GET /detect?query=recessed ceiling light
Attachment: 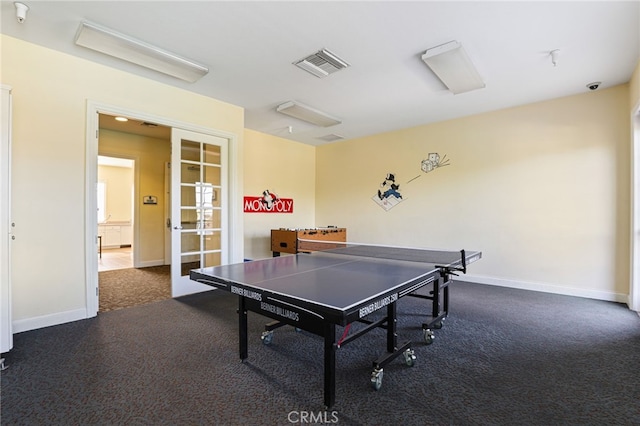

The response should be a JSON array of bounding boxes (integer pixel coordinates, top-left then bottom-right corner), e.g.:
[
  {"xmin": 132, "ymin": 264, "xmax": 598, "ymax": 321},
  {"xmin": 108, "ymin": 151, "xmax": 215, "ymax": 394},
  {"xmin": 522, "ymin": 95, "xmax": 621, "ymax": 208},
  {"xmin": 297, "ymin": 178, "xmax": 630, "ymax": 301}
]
[{"xmin": 115, "ymin": 116, "xmax": 128, "ymax": 122}]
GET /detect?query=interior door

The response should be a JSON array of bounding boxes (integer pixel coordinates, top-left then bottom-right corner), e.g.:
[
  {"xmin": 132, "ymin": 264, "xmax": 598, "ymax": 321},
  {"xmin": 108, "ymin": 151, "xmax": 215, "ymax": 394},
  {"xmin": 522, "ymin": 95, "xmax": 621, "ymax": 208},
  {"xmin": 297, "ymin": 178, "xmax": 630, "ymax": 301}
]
[{"xmin": 171, "ymin": 128, "xmax": 228, "ymax": 297}]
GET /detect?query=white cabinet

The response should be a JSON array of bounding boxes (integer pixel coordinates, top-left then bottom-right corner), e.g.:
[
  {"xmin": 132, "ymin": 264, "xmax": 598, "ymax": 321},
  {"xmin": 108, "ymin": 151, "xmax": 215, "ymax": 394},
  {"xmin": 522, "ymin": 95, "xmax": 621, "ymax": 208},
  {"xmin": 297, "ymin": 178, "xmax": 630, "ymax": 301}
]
[
  {"xmin": 103, "ymin": 226, "xmax": 121, "ymax": 247},
  {"xmin": 98, "ymin": 222, "xmax": 132, "ymax": 248},
  {"xmin": 120, "ymin": 225, "xmax": 132, "ymax": 246}
]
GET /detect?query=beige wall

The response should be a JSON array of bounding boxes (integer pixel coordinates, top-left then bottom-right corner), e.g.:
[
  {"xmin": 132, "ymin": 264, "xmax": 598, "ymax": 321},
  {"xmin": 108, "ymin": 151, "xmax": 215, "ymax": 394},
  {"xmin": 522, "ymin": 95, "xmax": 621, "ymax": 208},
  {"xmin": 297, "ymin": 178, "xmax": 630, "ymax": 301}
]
[
  {"xmin": 630, "ymin": 61, "xmax": 640, "ymax": 111},
  {"xmin": 317, "ymin": 85, "xmax": 631, "ymax": 301},
  {"xmin": 2, "ymin": 31, "xmax": 636, "ymax": 332},
  {"xmin": 243, "ymin": 129, "xmax": 316, "ymax": 260},
  {"xmin": 98, "ymin": 163, "xmax": 133, "ymax": 223},
  {"xmin": 99, "ymin": 130, "xmax": 170, "ymax": 266},
  {"xmin": 2, "ymin": 35, "xmax": 244, "ymax": 331}
]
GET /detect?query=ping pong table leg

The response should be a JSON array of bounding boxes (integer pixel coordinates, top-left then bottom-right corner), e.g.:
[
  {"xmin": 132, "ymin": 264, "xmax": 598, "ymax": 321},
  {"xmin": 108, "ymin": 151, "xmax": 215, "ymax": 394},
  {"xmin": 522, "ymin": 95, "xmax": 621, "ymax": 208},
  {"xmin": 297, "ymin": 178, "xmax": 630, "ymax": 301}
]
[
  {"xmin": 443, "ymin": 276, "xmax": 450, "ymax": 319},
  {"xmin": 370, "ymin": 301, "xmax": 414, "ymax": 391},
  {"xmin": 323, "ymin": 323, "xmax": 336, "ymax": 409},
  {"xmin": 431, "ymin": 276, "xmax": 441, "ymax": 320},
  {"xmin": 239, "ymin": 297, "xmax": 248, "ymax": 361},
  {"xmin": 387, "ymin": 302, "xmax": 397, "ymax": 353}
]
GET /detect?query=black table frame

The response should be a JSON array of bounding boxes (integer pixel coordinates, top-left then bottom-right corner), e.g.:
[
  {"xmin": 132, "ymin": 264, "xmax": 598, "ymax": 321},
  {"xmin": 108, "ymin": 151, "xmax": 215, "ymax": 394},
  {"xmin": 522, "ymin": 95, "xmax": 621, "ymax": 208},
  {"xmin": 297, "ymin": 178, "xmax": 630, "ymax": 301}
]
[
  {"xmin": 191, "ymin": 249, "xmax": 477, "ymax": 408},
  {"xmin": 193, "ymin": 268, "xmax": 443, "ymax": 408}
]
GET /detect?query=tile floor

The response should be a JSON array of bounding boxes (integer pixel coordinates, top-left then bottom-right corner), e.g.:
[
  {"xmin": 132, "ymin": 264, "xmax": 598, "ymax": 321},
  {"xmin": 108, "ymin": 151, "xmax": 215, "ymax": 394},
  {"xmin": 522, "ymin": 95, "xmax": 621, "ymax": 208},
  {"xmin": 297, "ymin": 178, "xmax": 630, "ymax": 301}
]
[{"xmin": 99, "ymin": 247, "xmax": 133, "ymax": 271}]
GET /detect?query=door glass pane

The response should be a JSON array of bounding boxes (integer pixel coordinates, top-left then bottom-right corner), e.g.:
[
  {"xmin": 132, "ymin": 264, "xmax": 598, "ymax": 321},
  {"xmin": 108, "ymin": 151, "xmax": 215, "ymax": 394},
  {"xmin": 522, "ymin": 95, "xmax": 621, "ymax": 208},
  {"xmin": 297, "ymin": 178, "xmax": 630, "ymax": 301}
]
[
  {"xmin": 209, "ymin": 190, "xmax": 221, "ymax": 208},
  {"xmin": 204, "ymin": 144, "xmax": 220, "ymax": 165},
  {"xmin": 196, "ymin": 183, "xmax": 214, "ymax": 207},
  {"xmin": 196, "ymin": 182, "xmax": 220, "ymax": 208},
  {"xmin": 181, "ymin": 186, "xmax": 197, "ymax": 207},
  {"xmin": 181, "ymin": 140, "xmax": 200, "ymax": 162},
  {"xmin": 180, "ymin": 209, "xmax": 197, "ymax": 229},
  {"xmin": 204, "ymin": 252, "xmax": 221, "ymax": 268},
  {"xmin": 203, "ymin": 231, "xmax": 221, "ymax": 251},
  {"xmin": 181, "ymin": 254, "xmax": 200, "ymax": 276},
  {"xmin": 199, "ymin": 208, "xmax": 221, "ymax": 230},
  {"xmin": 202, "ymin": 165, "xmax": 220, "ymax": 186},
  {"xmin": 181, "ymin": 164, "xmax": 201, "ymax": 184},
  {"xmin": 180, "ymin": 231, "xmax": 221, "ymax": 253},
  {"xmin": 181, "ymin": 232, "xmax": 199, "ymax": 253}
]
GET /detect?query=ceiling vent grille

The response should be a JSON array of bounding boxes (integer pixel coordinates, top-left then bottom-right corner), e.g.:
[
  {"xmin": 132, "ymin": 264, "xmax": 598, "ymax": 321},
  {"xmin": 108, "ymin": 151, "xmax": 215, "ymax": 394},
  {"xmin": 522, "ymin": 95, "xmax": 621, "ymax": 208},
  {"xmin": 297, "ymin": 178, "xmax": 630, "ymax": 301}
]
[
  {"xmin": 294, "ymin": 49, "xmax": 350, "ymax": 78},
  {"xmin": 316, "ymin": 134, "xmax": 345, "ymax": 142}
]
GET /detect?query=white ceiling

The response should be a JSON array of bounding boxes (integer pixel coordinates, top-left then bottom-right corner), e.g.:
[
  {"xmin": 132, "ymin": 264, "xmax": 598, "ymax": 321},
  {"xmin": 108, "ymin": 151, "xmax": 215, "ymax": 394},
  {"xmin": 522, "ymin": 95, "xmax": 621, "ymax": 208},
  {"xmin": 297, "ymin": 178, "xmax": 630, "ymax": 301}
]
[{"xmin": 2, "ymin": 1, "xmax": 639, "ymax": 145}]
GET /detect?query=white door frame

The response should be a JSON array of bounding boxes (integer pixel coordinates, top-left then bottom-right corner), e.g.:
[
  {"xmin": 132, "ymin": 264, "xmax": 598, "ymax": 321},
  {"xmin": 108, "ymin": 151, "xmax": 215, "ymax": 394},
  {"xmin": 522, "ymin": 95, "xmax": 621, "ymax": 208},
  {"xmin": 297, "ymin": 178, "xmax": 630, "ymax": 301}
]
[
  {"xmin": 164, "ymin": 162, "xmax": 171, "ymax": 265},
  {"xmin": 1, "ymin": 85, "xmax": 13, "ymax": 353},
  {"xmin": 631, "ymin": 102, "xmax": 640, "ymax": 312},
  {"xmin": 85, "ymin": 100, "xmax": 242, "ymax": 317}
]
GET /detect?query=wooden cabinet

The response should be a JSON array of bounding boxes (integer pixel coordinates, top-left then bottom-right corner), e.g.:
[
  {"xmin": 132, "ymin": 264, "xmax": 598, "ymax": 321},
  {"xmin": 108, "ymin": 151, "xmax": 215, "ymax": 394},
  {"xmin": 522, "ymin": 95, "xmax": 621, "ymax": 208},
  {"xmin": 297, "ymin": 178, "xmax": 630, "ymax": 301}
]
[{"xmin": 271, "ymin": 227, "xmax": 346, "ymax": 255}]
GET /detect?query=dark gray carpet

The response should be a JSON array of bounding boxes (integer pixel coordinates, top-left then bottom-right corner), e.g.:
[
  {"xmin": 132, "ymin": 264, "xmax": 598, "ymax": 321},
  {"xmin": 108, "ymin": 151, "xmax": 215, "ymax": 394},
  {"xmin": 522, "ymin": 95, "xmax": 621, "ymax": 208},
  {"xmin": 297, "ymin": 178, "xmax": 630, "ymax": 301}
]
[{"xmin": 1, "ymin": 282, "xmax": 639, "ymax": 425}]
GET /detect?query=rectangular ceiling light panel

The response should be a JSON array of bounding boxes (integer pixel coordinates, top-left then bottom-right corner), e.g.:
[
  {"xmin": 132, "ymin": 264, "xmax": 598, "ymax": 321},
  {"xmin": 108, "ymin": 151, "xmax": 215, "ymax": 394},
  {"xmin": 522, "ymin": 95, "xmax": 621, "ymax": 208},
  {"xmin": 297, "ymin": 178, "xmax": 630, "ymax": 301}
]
[
  {"xmin": 276, "ymin": 101, "xmax": 342, "ymax": 127},
  {"xmin": 421, "ymin": 41, "xmax": 485, "ymax": 94},
  {"xmin": 75, "ymin": 21, "xmax": 209, "ymax": 83},
  {"xmin": 294, "ymin": 49, "xmax": 350, "ymax": 78}
]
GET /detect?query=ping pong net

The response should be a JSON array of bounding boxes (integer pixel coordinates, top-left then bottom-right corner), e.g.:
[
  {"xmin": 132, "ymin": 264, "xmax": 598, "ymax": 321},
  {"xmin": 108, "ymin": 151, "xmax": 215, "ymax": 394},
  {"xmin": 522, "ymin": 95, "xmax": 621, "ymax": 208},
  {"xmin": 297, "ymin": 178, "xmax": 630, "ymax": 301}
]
[{"xmin": 297, "ymin": 239, "xmax": 470, "ymax": 273}]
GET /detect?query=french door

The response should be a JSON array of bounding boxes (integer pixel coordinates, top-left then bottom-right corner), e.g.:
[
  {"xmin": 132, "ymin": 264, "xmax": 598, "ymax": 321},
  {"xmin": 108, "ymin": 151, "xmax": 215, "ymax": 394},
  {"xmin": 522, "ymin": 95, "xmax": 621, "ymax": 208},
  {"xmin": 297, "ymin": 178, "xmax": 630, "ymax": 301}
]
[{"xmin": 171, "ymin": 128, "xmax": 228, "ymax": 297}]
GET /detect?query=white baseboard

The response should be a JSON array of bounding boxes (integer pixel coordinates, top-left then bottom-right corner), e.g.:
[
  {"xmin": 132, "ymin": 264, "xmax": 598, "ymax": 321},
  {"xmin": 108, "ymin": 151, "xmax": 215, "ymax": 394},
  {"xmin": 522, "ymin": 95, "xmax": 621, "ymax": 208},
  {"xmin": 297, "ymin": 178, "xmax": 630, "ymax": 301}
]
[
  {"xmin": 135, "ymin": 259, "xmax": 166, "ymax": 268},
  {"xmin": 13, "ymin": 308, "xmax": 88, "ymax": 334},
  {"xmin": 9, "ymin": 275, "xmax": 631, "ymax": 336},
  {"xmin": 464, "ymin": 274, "xmax": 628, "ymax": 305}
]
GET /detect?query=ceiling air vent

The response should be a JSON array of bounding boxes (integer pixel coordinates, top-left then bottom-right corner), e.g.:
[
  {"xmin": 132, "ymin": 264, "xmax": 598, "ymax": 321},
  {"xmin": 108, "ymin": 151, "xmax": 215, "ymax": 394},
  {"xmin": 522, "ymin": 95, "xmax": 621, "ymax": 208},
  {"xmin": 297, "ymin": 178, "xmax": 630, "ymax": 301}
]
[
  {"xmin": 294, "ymin": 49, "xmax": 350, "ymax": 78},
  {"xmin": 316, "ymin": 134, "xmax": 345, "ymax": 142}
]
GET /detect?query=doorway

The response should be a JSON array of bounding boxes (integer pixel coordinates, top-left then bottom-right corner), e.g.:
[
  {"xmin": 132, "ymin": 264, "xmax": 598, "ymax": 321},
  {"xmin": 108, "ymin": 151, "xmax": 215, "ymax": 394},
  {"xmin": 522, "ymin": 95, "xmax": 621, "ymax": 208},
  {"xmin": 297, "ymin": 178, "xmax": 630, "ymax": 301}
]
[
  {"xmin": 85, "ymin": 101, "xmax": 241, "ymax": 317},
  {"xmin": 97, "ymin": 155, "xmax": 134, "ymax": 272},
  {"xmin": 97, "ymin": 114, "xmax": 171, "ymax": 312}
]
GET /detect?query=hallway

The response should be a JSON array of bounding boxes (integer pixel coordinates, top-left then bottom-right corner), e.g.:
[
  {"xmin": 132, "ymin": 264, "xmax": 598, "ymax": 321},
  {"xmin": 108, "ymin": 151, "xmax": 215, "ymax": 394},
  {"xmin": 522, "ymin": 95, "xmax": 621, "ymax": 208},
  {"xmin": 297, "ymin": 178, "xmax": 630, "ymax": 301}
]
[{"xmin": 99, "ymin": 247, "xmax": 132, "ymax": 272}]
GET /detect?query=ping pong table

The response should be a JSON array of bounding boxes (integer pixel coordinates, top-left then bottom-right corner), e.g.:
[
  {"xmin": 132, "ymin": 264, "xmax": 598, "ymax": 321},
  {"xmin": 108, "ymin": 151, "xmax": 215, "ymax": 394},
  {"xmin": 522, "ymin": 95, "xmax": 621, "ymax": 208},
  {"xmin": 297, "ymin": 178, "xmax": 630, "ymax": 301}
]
[{"xmin": 190, "ymin": 242, "xmax": 481, "ymax": 408}]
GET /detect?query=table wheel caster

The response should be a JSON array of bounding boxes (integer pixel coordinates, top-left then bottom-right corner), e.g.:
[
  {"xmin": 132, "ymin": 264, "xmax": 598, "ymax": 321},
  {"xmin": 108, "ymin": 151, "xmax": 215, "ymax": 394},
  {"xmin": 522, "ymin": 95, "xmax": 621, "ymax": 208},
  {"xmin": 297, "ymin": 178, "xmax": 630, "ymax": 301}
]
[
  {"xmin": 261, "ymin": 331, "xmax": 274, "ymax": 345},
  {"xmin": 423, "ymin": 328, "xmax": 434, "ymax": 345},
  {"xmin": 433, "ymin": 318, "xmax": 445, "ymax": 329},
  {"xmin": 403, "ymin": 349, "xmax": 416, "ymax": 367},
  {"xmin": 371, "ymin": 368, "xmax": 384, "ymax": 391}
]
